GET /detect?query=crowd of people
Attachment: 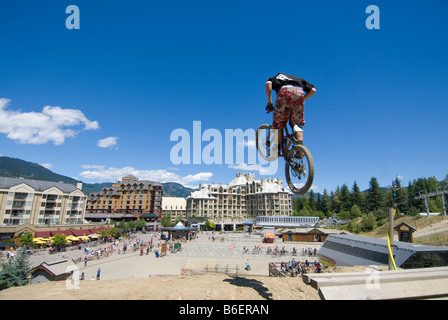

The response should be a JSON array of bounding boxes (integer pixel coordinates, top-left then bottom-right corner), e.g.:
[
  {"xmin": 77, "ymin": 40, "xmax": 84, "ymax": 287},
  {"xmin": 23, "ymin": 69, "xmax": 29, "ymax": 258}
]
[
  {"xmin": 81, "ymin": 233, "xmax": 165, "ymax": 264},
  {"xmin": 241, "ymin": 245, "xmax": 319, "ymax": 258},
  {"xmin": 271, "ymin": 258, "xmax": 323, "ymax": 277}
]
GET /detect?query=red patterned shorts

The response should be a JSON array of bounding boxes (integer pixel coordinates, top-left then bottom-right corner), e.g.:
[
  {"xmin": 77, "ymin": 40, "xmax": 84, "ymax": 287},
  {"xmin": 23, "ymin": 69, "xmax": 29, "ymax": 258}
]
[{"xmin": 272, "ymin": 86, "xmax": 305, "ymax": 129}]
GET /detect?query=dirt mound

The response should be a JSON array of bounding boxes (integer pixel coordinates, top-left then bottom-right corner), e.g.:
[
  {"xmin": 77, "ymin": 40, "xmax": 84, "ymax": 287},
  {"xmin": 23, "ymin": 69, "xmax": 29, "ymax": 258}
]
[{"xmin": 0, "ymin": 273, "xmax": 320, "ymax": 300}]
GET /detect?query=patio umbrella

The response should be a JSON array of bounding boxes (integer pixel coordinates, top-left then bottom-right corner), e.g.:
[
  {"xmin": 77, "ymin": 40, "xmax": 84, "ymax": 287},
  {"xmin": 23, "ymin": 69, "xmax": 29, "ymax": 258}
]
[
  {"xmin": 88, "ymin": 233, "xmax": 99, "ymax": 239},
  {"xmin": 264, "ymin": 232, "xmax": 276, "ymax": 238}
]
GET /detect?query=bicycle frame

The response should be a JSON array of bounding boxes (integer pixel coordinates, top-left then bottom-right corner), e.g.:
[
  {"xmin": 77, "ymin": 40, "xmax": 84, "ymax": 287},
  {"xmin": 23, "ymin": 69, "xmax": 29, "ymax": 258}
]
[{"xmin": 266, "ymin": 125, "xmax": 298, "ymax": 157}]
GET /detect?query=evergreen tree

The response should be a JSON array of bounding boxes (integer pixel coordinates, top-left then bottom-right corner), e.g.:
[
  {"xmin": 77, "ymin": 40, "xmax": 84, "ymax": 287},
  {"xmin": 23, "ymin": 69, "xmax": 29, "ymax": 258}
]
[
  {"xmin": 321, "ymin": 189, "xmax": 330, "ymax": 216},
  {"xmin": 293, "ymin": 196, "xmax": 303, "ymax": 214},
  {"xmin": 351, "ymin": 181, "xmax": 365, "ymax": 213},
  {"xmin": 309, "ymin": 190, "xmax": 316, "ymax": 211},
  {"xmin": 0, "ymin": 247, "xmax": 31, "ymax": 290},
  {"xmin": 301, "ymin": 194, "xmax": 311, "ymax": 212},
  {"xmin": 316, "ymin": 192, "xmax": 322, "ymax": 211},
  {"xmin": 13, "ymin": 247, "xmax": 31, "ymax": 286},
  {"xmin": 340, "ymin": 184, "xmax": 352, "ymax": 212},
  {"xmin": 333, "ymin": 187, "xmax": 342, "ymax": 213},
  {"xmin": 328, "ymin": 191, "xmax": 335, "ymax": 213},
  {"xmin": 366, "ymin": 177, "xmax": 383, "ymax": 212},
  {"xmin": 350, "ymin": 204, "xmax": 363, "ymax": 218}
]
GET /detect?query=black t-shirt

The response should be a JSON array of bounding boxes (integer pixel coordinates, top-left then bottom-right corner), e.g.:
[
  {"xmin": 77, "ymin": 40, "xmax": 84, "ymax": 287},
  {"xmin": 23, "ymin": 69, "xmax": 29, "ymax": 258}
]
[{"xmin": 267, "ymin": 73, "xmax": 315, "ymax": 93}]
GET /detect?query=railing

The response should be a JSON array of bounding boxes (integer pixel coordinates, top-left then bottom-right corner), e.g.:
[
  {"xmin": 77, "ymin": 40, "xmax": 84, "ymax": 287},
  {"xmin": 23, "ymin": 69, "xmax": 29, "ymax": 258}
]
[
  {"xmin": 174, "ymin": 242, "xmax": 320, "ymax": 260},
  {"xmin": 181, "ymin": 264, "xmax": 240, "ymax": 276}
]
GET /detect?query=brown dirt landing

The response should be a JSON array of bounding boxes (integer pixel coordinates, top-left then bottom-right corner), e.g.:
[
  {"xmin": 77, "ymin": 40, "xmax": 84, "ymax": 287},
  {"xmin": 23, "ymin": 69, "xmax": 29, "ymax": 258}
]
[{"xmin": 0, "ymin": 273, "xmax": 321, "ymax": 300}]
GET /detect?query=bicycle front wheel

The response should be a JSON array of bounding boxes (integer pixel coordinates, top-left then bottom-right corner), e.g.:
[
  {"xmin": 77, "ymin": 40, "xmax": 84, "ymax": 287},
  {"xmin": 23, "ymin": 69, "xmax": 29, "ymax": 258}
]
[
  {"xmin": 256, "ymin": 124, "xmax": 279, "ymax": 162},
  {"xmin": 284, "ymin": 144, "xmax": 314, "ymax": 195}
]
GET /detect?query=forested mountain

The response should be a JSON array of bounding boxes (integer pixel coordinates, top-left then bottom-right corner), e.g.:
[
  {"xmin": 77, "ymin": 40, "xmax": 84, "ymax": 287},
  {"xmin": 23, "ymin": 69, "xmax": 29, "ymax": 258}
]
[
  {"xmin": 0, "ymin": 156, "xmax": 194, "ymax": 198},
  {"xmin": 294, "ymin": 175, "xmax": 448, "ymax": 232},
  {"xmin": 0, "ymin": 156, "xmax": 77, "ymax": 185}
]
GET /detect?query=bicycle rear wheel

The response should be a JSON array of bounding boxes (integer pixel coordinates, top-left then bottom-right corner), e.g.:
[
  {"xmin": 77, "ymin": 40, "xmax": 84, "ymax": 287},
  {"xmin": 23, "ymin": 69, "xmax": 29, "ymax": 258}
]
[
  {"xmin": 284, "ymin": 144, "xmax": 314, "ymax": 195},
  {"xmin": 256, "ymin": 124, "xmax": 279, "ymax": 161}
]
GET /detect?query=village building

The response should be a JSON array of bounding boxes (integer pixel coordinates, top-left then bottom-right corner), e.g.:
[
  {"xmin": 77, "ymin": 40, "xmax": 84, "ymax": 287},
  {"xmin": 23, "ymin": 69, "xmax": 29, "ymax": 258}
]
[
  {"xmin": 162, "ymin": 197, "xmax": 186, "ymax": 224},
  {"xmin": 0, "ymin": 177, "xmax": 111, "ymax": 245},
  {"xmin": 186, "ymin": 173, "xmax": 293, "ymax": 222},
  {"xmin": 86, "ymin": 175, "xmax": 163, "ymax": 219}
]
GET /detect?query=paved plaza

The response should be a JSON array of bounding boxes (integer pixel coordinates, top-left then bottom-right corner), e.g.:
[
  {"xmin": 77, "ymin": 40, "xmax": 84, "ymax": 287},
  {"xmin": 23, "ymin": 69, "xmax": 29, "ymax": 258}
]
[{"xmin": 17, "ymin": 231, "xmax": 322, "ymax": 281}]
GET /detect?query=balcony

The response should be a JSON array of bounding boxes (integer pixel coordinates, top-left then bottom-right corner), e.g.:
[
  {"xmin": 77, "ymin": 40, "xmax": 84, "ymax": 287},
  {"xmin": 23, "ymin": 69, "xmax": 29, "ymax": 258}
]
[
  {"xmin": 46, "ymin": 195, "xmax": 59, "ymax": 202},
  {"xmin": 12, "ymin": 202, "xmax": 26, "ymax": 209},
  {"xmin": 14, "ymin": 193, "xmax": 28, "ymax": 200}
]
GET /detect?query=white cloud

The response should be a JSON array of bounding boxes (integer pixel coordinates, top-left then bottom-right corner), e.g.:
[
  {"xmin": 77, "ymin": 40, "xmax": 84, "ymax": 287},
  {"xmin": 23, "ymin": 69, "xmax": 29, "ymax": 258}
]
[
  {"xmin": 81, "ymin": 164, "xmax": 106, "ymax": 170},
  {"xmin": 97, "ymin": 137, "xmax": 118, "ymax": 149},
  {"xmin": 292, "ymin": 183, "xmax": 319, "ymax": 192},
  {"xmin": 243, "ymin": 139, "xmax": 256, "ymax": 149},
  {"xmin": 39, "ymin": 163, "xmax": 53, "ymax": 169},
  {"xmin": 0, "ymin": 98, "xmax": 99, "ymax": 145},
  {"xmin": 228, "ymin": 163, "xmax": 273, "ymax": 175},
  {"xmin": 78, "ymin": 165, "xmax": 213, "ymax": 187}
]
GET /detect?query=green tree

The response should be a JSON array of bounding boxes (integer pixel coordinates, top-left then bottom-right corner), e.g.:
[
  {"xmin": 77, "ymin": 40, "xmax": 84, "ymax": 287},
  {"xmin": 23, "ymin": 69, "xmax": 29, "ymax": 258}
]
[
  {"xmin": 205, "ymin": 221, "xmax": 215, "ymax": 231},
  {"xmin": 0, "ymin": 247, "xmax": 31, "ymax": 290},
  {"xmin": 20, "ymin": 232, "xmax": 33, "ymax": 247},
  {"xmin": 161, "ymin": 213, "xmax": 172, "ymax": 227},
  {"xmin": 0, "ymin": 260, "xmax": 21, "ymax": 290},
  {"xmin": 340, "ymin": 184, "xmax": 352, "ymax": 212},
  {"xmin": 332, "ymin": 187, "xmax": 342, "ymax": 213},
  {"xmin": 321, "ymin": 189, "xmax": 331, "ymax": 216},
  {"xmin": 309, "ymin": 190, "xmax": 316, "ymax": 212},
  {"xmin": 294, "ymin": 194, "xmax": 311, "ymax": 215},
  {"xmin": 350, "ymin": 204, "xmax": 363, "ymax": 218},
  {"xmin": 118, "ymin": 220, "xmax": 128, "ymax": 233},
  {"xmin": 108, "ymin": 227, "xmax": 118, "ymax": 237},
  {"xmin": 351, "ymin": 181, "xmax": 365, "ymax": 212},
  {"xmin": 360, "ymin": 213, "xmax": 376, "ymax": 232},
  {"xmin": 366, "ymin": 177, "xmax": 383, "ymax": 212},
  {"xmin": 52, "ymin": 234, "xmax": 67, "ymax": 247},
  {"xmin": 127, "ymin": 220, "xmax": 137, "ymax": 231},
  {"xmin": 135, "ymin": 219, "xmax": 146, "ymax": 230},
  {"xmin": 13, "ymin": 247, "xmax": 31, "ymax": 286}
]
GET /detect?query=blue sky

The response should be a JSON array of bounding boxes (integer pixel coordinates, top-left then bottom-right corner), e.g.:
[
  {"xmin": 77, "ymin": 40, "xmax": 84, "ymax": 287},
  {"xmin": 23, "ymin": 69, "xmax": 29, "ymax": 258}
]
[{"xmin": 0, "ymin": 0, "xmax": 447, "ymax": 193}]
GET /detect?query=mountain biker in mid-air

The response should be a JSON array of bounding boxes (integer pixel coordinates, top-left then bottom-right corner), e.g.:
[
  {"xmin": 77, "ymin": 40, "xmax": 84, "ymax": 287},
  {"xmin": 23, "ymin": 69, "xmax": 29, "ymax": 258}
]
[{"xmin": 265, "ymin": 73, "xmax": 316, "ymax": 156}]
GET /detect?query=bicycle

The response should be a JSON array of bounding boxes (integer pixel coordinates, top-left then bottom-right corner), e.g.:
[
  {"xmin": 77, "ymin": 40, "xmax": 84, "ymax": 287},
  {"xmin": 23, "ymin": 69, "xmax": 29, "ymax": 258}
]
[{"xmin": 256, "ymin": 123, "xmax": 314, "ymax": 195}]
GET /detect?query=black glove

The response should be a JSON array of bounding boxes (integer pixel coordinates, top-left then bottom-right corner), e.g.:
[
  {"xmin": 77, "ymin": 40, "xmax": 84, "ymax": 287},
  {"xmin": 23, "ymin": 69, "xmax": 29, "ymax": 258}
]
[{"xmin": 265, "ymin": 102, "xmax": 274, "ymax": 113}]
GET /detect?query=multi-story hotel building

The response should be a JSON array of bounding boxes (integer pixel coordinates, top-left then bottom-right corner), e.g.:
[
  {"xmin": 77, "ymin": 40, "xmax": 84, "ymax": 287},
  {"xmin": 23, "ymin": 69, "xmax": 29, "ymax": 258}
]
[
  {"xmin": 162, "ymin": 197, "xmax": 186, "ymax": 224},
  {"xmin": 186, "ymin": 173, "xmax": 293, "ymax": 221},
  {"xmin": 0, "ymin": 176, "xmax": 113, "ymax": 245},
  {"xmin": 0, "ymin": 177, "xmax": 87, "ymax": 227},
  {"xmin": 86, "ymin": 175, "xmax": 163, "ymax": 218}
]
